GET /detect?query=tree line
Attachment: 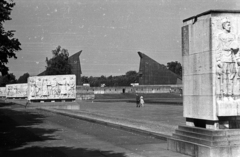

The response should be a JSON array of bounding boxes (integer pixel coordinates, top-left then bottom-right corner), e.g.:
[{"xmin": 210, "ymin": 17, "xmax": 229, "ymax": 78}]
[
  {"xmin": 0, "ymin": 45, "xmax": 182, "ymax": 87},
  {"xmin": 81, "ymin": 71, "xmax": 139, "ymax": 87},
  {"xmin": 79, "ymin": 61, "xmax": 182, "ymax": 87}
]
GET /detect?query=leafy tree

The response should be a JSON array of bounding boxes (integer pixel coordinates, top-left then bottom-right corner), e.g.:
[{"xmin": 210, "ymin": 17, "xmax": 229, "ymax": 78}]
[
  {"xmin": 82, "ymin": 70, "xmax": 139, "ymax": 87},
  {"xmin": 99, "ymin": 75, "xmax": 107, "ymax": 85},
  {"xmin": 17, "ymin": 73, "xmax": 29, "ymax": 83},
  {"xmin": 125, "ymin": 70, "xmax": 139, "ymax": 84},
  {"xmin": 0, "ymin": 0, "xmax": 21, "ymax": 75},
  {"xmin": 106, "ymin": 75, "xmax": 113, "ymax": 86},
  {"xmin": 118, "ymin": 75, "xmax": 128, "ymax": 86},
  {"xmin": 0, "ymin": 73, "xmax": 17, "ymax": 87},
  {"xmin": 166, "ymin": 61, "xmax": 182, "ymax": 78},
  {"xmin": 45, "ymin": 46, "xmax": 72, "ymax": 75},
  {"xmin": 88, "ymin": 76, "xmax": 100, "ymax": 87},
  {"xmin": 81, "ymin": 76, "xmax": 89, "ymax": 84}
]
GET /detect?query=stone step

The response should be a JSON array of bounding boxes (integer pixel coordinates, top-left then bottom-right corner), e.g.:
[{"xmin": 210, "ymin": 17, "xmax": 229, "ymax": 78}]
[
  {"xmin": 30, "ymin": 99, "xmax": 75, "ymax": 103},
  {"xmin": 172, "ymin": 133, "xmax": 213, "ymax": 146},
  {"xmin": 173, "ymin": 131, "xmax": 240, "ymax": 146},
  {"xmin": 7, "ymin": 97, "xmax": 27, "ymax": 100},
  {"xmin": 178, "ymin": 125, "xmax": 240, "ymax": 136},
  {"xmin": 175, "ymin": 129, "xmax": 240, "ymax": 141},
  {"xmin": 175, "ymin": 129, "xmax": 223, "ymax": 141}
]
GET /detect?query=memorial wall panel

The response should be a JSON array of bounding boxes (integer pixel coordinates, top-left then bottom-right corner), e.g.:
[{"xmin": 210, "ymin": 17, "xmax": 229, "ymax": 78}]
[
  {"xmin": 6, "ymin": 84, "xmax": 28, "ymax": 98},
  {"xmin": 0, "ymin": 87, "xmax": 6, "ymax": 97},
  {"xmin": 28, "ymin": 75, "xmax": 76, "ymax": 100}
]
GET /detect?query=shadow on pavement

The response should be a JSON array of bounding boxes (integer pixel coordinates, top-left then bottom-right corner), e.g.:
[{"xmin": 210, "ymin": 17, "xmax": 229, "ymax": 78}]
[
  {"xmin": 0, "ymin": 101, "xmax": 127, "ymax": 157},
  {"xmin": 3, "ymin": 146, "xmax": 127, "ymax": 157}
]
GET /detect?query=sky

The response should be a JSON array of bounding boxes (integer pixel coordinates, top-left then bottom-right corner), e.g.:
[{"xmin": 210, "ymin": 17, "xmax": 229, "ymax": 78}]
[{"xmin": 4, "ymin": 0, "xmax": 240, "ymax": 78}]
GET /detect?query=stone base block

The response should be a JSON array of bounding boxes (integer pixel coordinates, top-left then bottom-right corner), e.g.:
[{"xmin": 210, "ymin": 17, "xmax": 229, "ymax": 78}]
[
  {"xmin": 217, "ymin": 100, "xmax": 240, "ymax": 116},
  {"xmin": 167, "ymin": 125, "xmax": 240, "ymax": 157},
  {"xmin": 76, "ymin": 94, "xmax": 95, "ymax": 100},
  {"xmin": 26, "ymin": 104, "xmax": 80, "ymax": 110}
]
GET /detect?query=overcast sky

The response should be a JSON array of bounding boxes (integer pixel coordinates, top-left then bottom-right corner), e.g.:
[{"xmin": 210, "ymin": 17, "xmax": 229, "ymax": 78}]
[{"xmin": 5, "ymin": 0, "xmax": 239, "ymax": 78}]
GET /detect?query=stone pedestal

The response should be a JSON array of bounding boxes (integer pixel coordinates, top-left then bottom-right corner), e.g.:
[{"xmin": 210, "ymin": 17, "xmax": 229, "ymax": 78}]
[
  {"xmin": 168, "ymin": 125, "xmax": 240, "ymax": 157},
  {"xmin": 168, "ymin": 10, "xmax": 240, "ymax": 157}
]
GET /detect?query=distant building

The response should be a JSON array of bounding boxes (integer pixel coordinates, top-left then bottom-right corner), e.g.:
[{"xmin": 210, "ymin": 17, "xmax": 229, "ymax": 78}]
[
  {"xmin": 138, "ymin": 51, "xmax": 182, "ymax": 85},
  {"xmin": 38, "ymin": 51, "xmax": 82, "ymax": 85}
]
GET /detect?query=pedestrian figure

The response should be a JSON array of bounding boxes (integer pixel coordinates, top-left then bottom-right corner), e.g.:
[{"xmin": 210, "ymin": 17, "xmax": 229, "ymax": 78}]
[
  {"xmin": 25, "ymin": 100, "xmax": 30, "ymax": 108},
  {"xmin": 140, "ymin": 96, "xmax": 144, "ymax": 107},
  {"xmin": 136, "ymin": 94, "xmax": 140, "ymax": 107}
]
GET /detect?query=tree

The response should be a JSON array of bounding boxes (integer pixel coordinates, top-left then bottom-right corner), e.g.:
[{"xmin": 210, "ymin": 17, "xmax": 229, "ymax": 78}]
[
  {"xmin": 166, "ymin": 61, "xmax": 182, "ymax": 78},
  {"xmin": 0, "ymin": 73, "xmax": 17, "ymax": 87},
  {"xmin": 99, "ymin": 75, "xmax": 107, "ymax": 85},
  {"xmin": 81, "ymin": 70, "xmax": 139, "ymax": 87},
  {"xmin": 125, "ymin": 70, "xmax": 139, "ymax": 84},
  {"xmin": 106, "ymin": 75, "xmax": 113, "ymax": 86},
  {"xmin": 17, "ymin": 73, "xmax": 29, "ymax": 83},
  {"xmin": 88, "ymin": 76, "xmax": 100, "ymax": 87},
  {"xmin": 81, "ymin": 76, "xmax": 89, "ymax": 84},
  {"xmin": 0, "ymin": 0, "xmax": 21, "ymax": 75},
  {"xmin": 45, "ymin": 46, "xmax": 72, "ymax": 75}
]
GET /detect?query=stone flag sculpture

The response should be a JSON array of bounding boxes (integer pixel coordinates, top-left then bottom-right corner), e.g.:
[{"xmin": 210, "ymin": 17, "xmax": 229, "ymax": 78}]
[
  {"xmin": 6, "ymin": 84, "xmax": 28, "ymax": 98},
  {"xmin": 28, "ymin": 75, "xmax": 76, "ymax": 101}
]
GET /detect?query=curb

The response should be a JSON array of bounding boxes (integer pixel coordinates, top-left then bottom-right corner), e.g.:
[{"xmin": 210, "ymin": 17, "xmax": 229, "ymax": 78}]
[
  {"xmin": 39, "ymin": 108, "xmax": 171, "ymax": 141},
  {"xmin": 92, "ymin": 99, "xmax": 183, "ymax": 105}
]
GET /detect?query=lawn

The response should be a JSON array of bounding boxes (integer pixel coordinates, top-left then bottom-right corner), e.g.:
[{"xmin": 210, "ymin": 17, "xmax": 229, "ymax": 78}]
[
  {"xmin": 95, "ymin": 93, "xmax": 182, "ymax": 99},
  {"xmin": 93, "ymin": 93, "xmax": 183, "ymax": 105}
]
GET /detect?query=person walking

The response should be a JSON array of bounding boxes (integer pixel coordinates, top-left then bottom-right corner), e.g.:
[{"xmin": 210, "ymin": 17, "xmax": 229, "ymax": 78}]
[
  {"xmin": 136, "ymin": 94, "xmax": 140, "ymax": 107},
  {"xmin": 140, "ymin": 96, "xmax": 144, "ymax": 107}
]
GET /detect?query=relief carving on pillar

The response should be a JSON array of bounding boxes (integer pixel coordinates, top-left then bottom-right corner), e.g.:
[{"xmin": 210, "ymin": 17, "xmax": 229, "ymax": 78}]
[{"xmin": 214, "ymin": 17, "xmax": 240, "ymax": 102}]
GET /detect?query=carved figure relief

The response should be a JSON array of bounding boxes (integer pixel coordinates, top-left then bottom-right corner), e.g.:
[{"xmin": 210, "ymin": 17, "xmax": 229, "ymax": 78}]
[
  {"xmin": 28, "ymin": 75, "xmax": 76, "ymax": 100},
  {"xmin": 215, "ymin": 18, "xmax": 240, "ymax": 101},
  {"xmin": 6, "ymin": 84, "xmax": 28, "ymax": 98},
  {"xmin": 0, "ymin": 87, "xmax": 6, "ymax": 97}
]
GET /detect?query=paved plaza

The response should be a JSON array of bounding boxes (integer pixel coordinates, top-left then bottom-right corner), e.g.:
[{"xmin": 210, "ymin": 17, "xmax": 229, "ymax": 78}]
[
  {"xmin": 10, "ymin": 99, "xmax": 185, "ymax": 137},
  {"xmin": 0, "ymin": 99, "xmax": 188, "ymax": 157}
]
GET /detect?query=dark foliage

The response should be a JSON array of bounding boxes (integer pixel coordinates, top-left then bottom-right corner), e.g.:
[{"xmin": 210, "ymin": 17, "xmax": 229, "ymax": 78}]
[
  {"xmin": 17, "ymin": 73, "xmax": 29, "ymax": 83},
  {"xmin": 45, "ymin": 46, "xmax": 72, "ymax": 75},
  {"xmin": 81, "ymin": 70, "xmax": 139, "ymax": 87},
  {"xmin": 0, "ymin": 73, "xmax": 17, "ymax": 86},
  {"xmin": 0, "ymin": 0, "xmax": 21, "ymax": 75},
  {"xmin": 166, "ymin": 61, "xmax": 182, "ymax": 78}
]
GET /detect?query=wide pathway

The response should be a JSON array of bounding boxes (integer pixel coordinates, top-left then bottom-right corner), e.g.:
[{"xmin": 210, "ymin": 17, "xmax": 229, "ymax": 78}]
[
  {"xmin": 7, "ymin": 99, "xmax": 185, "ymax": 136},
  {"xmin": 0, "ymin": 101, "xmax": 188, "ymax": 157}
]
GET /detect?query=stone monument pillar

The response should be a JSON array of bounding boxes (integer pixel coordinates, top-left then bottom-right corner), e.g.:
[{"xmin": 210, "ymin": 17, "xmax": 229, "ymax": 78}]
[{"xmin": 168, "ymin": 10, "xmax": 240, "ymax": 157}]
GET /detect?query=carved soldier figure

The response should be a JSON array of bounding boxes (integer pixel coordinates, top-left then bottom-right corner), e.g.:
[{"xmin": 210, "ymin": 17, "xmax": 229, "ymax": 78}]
[
  {"xmin": 59, "ymin": 77, "xmax": 67, "ymax": 97},
  {"xmin": 51, "ymin": 78, "xmax": 57, "ymax": 98},
  {"xmin": 216, "ymin": 19, "xmax": 240, "ymax": 101},
  {"xmin": 35, "ymin": 78, "xmax": 42, "ymax": 98},
  {"xmin": 67, "ymin": 76, "xmax": 75, "ymax": 97},
  {"xmin": 42, "ymin": 78, "xmax": 49, "ymax": 98}
]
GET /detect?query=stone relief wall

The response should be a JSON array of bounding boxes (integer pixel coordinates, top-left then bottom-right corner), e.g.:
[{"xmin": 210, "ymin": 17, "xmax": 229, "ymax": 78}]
[
  {"xmin": 0, "ymin": 87, "xmax": 6, "ymax": 97},
  {"xmin": 6, "ymin": 84, "xmax": 28, "ymax": 98},
  {"xmin": 212, "ymin": 16, "xmax": 240, "ymax": 103},
  {"xmin": 28, "ymin": 75, "xmax": 76, "ymax": 100}
]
